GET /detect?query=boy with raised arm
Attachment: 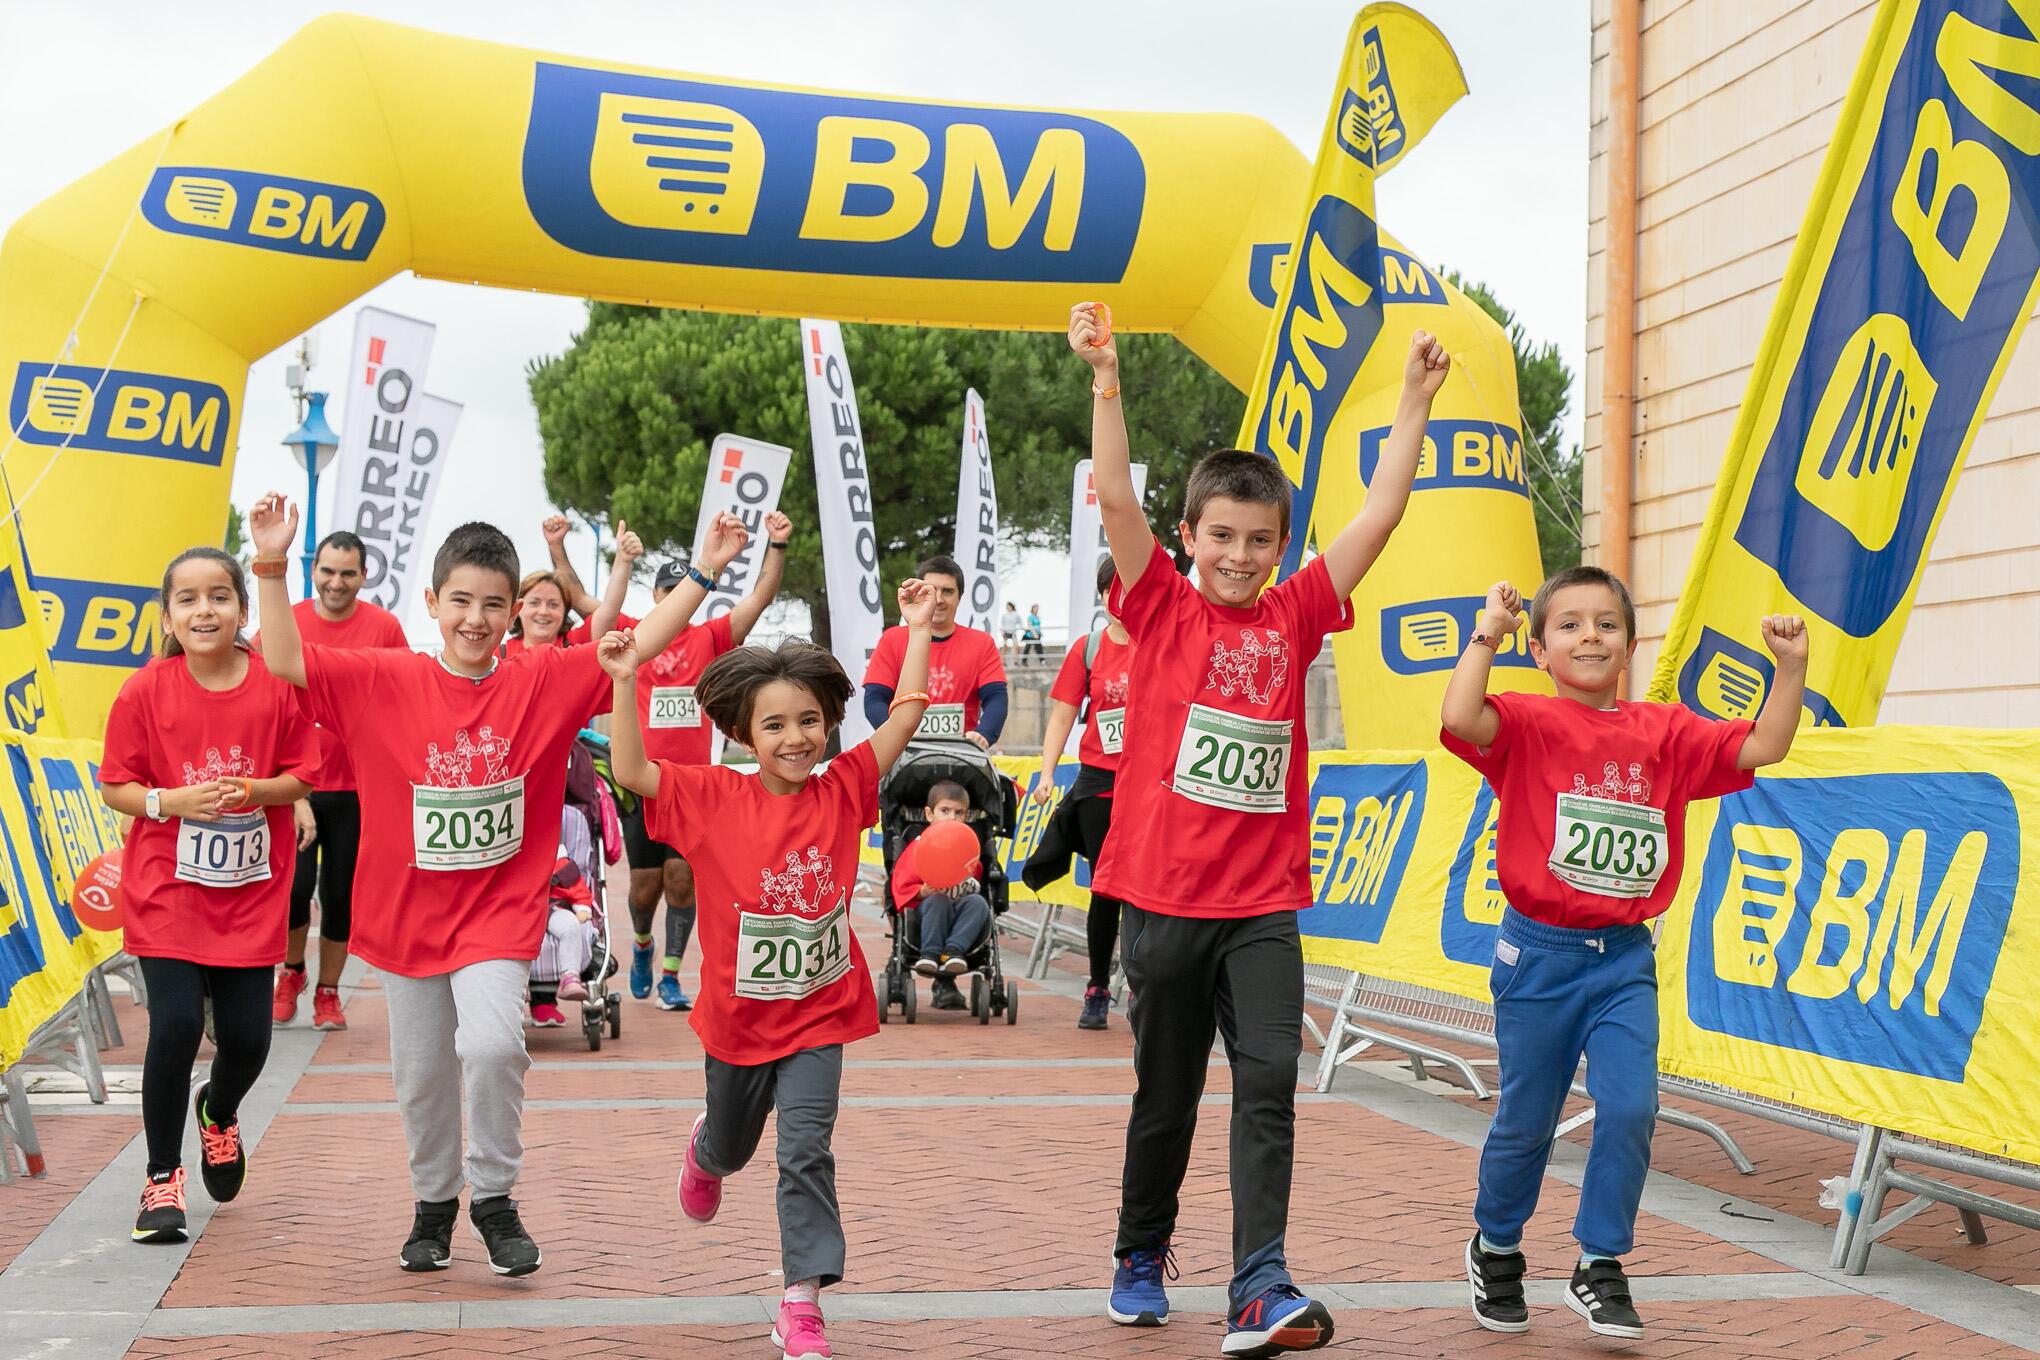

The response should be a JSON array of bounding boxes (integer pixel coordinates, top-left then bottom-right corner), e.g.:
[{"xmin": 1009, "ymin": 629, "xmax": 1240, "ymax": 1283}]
[
  {"xmin": 247, "ymin": 491, "xmax": 751, "ymax": 1279},
  {"xmin": 1070, "ymin": 302, "xmax": 1449, "ymax": 1357},
  {"xmin": 1442, "ymin": 572, "xmax": 1806, "ymax": 1340}
]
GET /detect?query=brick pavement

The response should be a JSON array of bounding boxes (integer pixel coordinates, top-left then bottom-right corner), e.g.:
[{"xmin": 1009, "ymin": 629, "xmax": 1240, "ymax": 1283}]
[{"xmin": 0, "ymin": 898, "xmax": 2034, "ymax": 1358}]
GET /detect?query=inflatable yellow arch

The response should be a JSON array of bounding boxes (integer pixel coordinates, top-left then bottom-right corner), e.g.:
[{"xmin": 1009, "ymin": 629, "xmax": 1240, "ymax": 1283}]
[{"xmin": 0, "ymin": 12, "xmax": 1533, "ymax": 737}]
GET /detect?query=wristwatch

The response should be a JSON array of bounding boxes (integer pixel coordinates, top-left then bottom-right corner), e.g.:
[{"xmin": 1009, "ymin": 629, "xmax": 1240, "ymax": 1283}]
[{"xmin": 144, "ymin": 788, "xmax": 165, "ymax": 821}]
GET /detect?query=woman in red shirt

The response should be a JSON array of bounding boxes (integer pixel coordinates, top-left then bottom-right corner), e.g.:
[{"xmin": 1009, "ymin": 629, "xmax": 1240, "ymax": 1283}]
[
  {"xmin": 597, "ymin": 577, "xmax": 938, "ymax": 1360},
  {"xmin": 100, "ymin": 547, "xmax": 316, "ymax": 1245}
]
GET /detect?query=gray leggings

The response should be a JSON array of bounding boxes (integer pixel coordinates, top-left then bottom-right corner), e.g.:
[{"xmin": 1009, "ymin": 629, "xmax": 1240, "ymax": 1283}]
[{"xmin": 695, "ymin": 1044, "xmax": 846, "ymax": 1286}]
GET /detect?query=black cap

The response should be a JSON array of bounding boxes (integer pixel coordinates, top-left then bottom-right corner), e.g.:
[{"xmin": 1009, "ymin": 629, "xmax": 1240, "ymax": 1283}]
[{"xmin": 654, "ymin": 557, "xmax": 689, "ymax": 591}]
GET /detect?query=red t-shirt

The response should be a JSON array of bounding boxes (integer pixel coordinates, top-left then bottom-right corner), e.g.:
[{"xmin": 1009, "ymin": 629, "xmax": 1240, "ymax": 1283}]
[
  {"xmin": 99, "ymin": 651, "xmax": 318, "ymax": 967},
  {"xmin": 256, "ymin": 599, "xmax": 408, "ymax": 791},
  {"xmin": 1093, "ymin": 537, "xmax": 1352, "ymax": 917},
  {"xmin": 644, "ymin": 744, "xmax": 882, "ymax": 1066},
  {"xmin": 1049, "ymin": 629, "xmax": 1134, "ymax": 773},
  {"xmin": 1440, "ymin": 691, "xmax": 1755, "ymax": 928},
  {"xmin": 301, "ymin": 642, "xmax": 612, "ymax": 977},
  {"xmin": 612, "ymin": 611, "xmax": 737, "ymax": 767},
  {"xmin": 863, "ymin": 624, "xmax": 1005, "ymax": 735}
]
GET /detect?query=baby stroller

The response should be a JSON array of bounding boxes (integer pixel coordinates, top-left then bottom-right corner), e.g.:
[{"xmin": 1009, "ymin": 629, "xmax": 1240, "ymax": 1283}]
[
  {"xmin": 531, "ymin": 733, "xmax": 623, "ymax": 1050},
  {"xmin": 876, "ymin": 737, "xmax": 1020, "ymax": 1025}
]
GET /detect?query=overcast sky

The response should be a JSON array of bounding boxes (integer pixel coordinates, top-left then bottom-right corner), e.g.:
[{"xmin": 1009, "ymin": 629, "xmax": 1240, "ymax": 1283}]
[{"xmin": 0, "ymin": 0, "xmax": 1589, "ymax": 642}]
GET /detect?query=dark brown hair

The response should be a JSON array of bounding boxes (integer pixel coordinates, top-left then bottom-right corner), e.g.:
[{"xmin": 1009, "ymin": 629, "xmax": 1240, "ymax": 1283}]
[
  {"xmin": 1183, "ymin": 449, "xmax": 1291, "ymax": 539},
  {"xmin": 1529, "ymin": 565, "xmax": 1636, "ymax": 644},
  {"xmin": 916, "ymin": 554, "xmax": 964, "ymax": 589},
  {"xmin": 698, "ymin": 640, "xmax": 855, "ymax": 745},
  {"xmin": 1094, "ymin": 554, "xmax": 1117, "ymax": 600},
  {"xmin": 431, "ymin": 521, "xmax": 519, "ymax": 596},
  {"xmin": 926, "ymin": 780, "xmax": 970, "ymax": 809},
  {"xmin": 159, "ymin": 547, "xmax": 249, "ymax": 658}
]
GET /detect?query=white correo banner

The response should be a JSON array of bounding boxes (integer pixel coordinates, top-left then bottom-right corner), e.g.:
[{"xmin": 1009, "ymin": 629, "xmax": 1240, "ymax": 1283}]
[
  {"xmin": 372, "ymin": 394, "xmax": 460, "ymax": 621},
  {"xmin": 953, "ymin": 388, "xmax": 1000, "ymax": 634},
  {"xmin": 330, "ymin": 307, "xmax": 437, "ymax": 609},
  {"xmin": 1067, "ymin": 457, "xmax": 1148, "ymax": 642},
  {"xmin": 800, "ymin": 319, "xmax": 884, "ymax": 746},
  {"xmin": 691, "ymin": 434, "xmax": 791, "ymax": 623}
]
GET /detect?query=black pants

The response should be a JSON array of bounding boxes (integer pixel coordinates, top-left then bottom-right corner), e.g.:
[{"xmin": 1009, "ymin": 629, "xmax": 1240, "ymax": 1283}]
[
  {"xmin": 289, "ymin": 790, "xmax": 360, "ymax": 943},
  {"xmin": 1071, "ymin": 791, "xmax": 1128, "ymax": 990},
  {"xmin": 138, "ymin": 957, "xmax": 275, "ymax": 1174},
  {"xmin": 1116, "ymin": 906, "xmax": 1302, "ymax": 1307}
]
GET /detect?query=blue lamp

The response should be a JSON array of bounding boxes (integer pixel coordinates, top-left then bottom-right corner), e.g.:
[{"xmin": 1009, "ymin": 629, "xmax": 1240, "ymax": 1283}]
[{"xmin": 282, "ymin": 391, "xmax": 339, "ymax": 597}]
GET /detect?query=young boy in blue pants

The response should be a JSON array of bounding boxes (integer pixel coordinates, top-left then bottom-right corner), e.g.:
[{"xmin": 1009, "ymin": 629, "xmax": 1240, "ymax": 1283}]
[{"xmin": 1441, "ymin": 570, "xmax": 1808, "ymax": 1338}]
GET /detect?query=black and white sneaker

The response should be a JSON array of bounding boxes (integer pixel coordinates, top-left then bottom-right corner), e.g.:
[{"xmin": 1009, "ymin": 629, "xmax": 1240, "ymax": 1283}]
[
  {"xmin": 399, "ymin": 1198, "xmax": 459, "ymax": 1271},
  {"xmin": 1465, "ymin": 1234, "xmax": 1529, "ymax": 1333},
  {"xmin": 1566, "ymin": 1258, "xmax": 1644, "ymax": 1338},
  {"xmin": 470, "ymin": 1195, "xmax": 542, "ymax": 1277}
]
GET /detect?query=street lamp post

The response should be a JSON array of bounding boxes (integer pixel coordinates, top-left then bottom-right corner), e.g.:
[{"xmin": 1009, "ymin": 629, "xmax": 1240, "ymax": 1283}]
[{"xmin": 283, "ymin": 391, "xmax": 339, "ymax": 597}]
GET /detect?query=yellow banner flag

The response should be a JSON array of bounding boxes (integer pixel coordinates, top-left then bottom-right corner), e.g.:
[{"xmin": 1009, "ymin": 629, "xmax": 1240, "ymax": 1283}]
[
  {"xmin": 0, "ymin": 475, "xmax": 66, "ymax": 739},
  {"xmin": 1650, "ymin": 0, "xmax": 2040, "ymax": 726}
]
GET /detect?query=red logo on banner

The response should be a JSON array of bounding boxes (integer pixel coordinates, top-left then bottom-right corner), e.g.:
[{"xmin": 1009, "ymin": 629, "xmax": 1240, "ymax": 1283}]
[
  {"xmin": 808, "ymin": 327, "xmax": 822, "ymax": 375},
  {"xmin": 1085, "ymin": 472, "xmax": 1098, "ymax": 507},
  {"xmin": 719, "ymin": 446, "xmax": 743, "ymax": 484},
  {"xmin": 364, "ymin": 335, "xmax": 388, "ymax": 387}
]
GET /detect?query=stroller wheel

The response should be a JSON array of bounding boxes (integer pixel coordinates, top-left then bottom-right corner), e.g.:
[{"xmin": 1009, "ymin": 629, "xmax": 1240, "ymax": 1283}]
[
  {"xmin": 583, "ymin": 1008, "xmax": 603, "ymax": 1052},
  {"xmin": 878, "ymin": 988, "xmax": 888, "ymax": 1024},
  {"xmin": 971, "ymin": 974, "xmax": 990, "ymax": 1025},
  {"xmin": 902, "ymin": 977, "xmax": 918, "ymax": 1024},
  {"xmin": 606, "ymin": 992, "xmax": 621, "ymax": 1039},
  {"xmin": 1006, "ymin": 982, "xmax": 1019, "ymax": 1026}
]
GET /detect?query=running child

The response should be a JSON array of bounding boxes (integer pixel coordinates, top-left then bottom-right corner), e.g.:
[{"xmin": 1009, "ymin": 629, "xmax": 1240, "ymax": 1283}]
[
  {"xmin": 1032, "ymin": 555, "xmax": 1135, "ymax": 1030},
  {"xmin": 1442, "ymin": 574, "xmax": 1807, "ymax": 1339},
  {"xmin": 1070, "ymin": 302, "xmax": 1449, "ymax": 1357},
  {"xmin": 99, "ymin": 547, "xmax": 317, "ymax": 1243},
  {"xmin": 599, "ymin": 578, "xmax": 939, "ymax": 1360},
  {"xmin": 246, "ymin": 491, "xmax": 743, "ymax": 1276}
]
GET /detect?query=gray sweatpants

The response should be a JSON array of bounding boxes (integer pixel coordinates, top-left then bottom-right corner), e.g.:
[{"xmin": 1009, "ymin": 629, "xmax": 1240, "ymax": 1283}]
[
  {"xmin": 695, "ymin": 1044, "xmax": 846, "ymax": 1287},
  {"xmin": 382, "ymin": 958, "xmax": 532, "ymax": 1203}
]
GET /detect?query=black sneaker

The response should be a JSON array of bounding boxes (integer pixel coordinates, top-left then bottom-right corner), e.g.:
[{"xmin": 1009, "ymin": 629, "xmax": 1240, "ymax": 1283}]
[
  {"xmin": 193, "ymin": 1082, "xmax": 247, "ymax": 1204},
  {"xmin": 1078, "ymin": 986, "xmax": 1111, "ymax": 1030},
  {"xmin": 132, "ymin": 1168, "xmax": 188, "ymax": 1243},
  {"xmin": 1566, "ymin": 1258, "xmax": 1643, "ymax": 1338},
  {"xmin": 930, "ymin": 976, "xmax": 967, "ymax": 1010},
  {"xmin": 1465, "ymin": 1234, "xmax": 1528, "ymax": 1333},
  {"xmin": 399, "ymin": 1198, "xmax": 459, "ymax": 1271},
  {"xmin": 469, "ymin": 1195, "xmax": 542, "ymax": 1277}
]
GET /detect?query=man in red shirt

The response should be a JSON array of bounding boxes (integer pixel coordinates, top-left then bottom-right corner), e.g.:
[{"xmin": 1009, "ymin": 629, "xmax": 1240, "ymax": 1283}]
[
  {"xmin": 260, "ymin": 531, "xmax": 410, "ymax": 1032},
  {"xmin": 861, "ymin": 554, "xmax": 1007, "ymax": 748}
]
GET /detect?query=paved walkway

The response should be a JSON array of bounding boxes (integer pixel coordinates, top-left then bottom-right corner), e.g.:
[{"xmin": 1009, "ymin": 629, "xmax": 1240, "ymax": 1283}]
[{"xmin": 3, "ymin": 888, "xmax": 2039, "ymax": 1359}]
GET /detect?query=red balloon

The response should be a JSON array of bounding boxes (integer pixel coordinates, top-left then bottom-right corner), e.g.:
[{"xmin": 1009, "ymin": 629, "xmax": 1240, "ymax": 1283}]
[
  {"xmin": 915, "ymin": 819, "xmax": 979, "ymax": 891},
  {"xmin": 72, "ymin": 849, "xmax": 124, "ymax": 932}
]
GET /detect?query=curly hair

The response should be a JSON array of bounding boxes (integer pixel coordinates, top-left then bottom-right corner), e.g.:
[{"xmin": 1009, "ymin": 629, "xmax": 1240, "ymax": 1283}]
[{"xmin": 697, "ymin": 640, "xmax": 855, "ymax": 745}]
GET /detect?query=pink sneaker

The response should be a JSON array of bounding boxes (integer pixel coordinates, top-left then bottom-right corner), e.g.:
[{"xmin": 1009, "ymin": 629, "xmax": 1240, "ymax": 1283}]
[
  {"xmin": 530, "ymin": 1003, "xmax": 566, "ymax": 1027},
  {"xmin": 677, "ymin": 1112, "xmax": 722, "ymax": 1222},
  {"xmin": 556, "ymin": 975, "xmax": 589, "ymax": 1002},
  {"xmin": 771, "ymin": 1299, "xmax": 831, "ymax": 1359}
]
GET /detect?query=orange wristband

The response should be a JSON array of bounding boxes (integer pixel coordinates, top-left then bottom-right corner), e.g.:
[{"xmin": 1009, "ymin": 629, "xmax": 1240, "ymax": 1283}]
[
  {"xmin": 230, "ymin": 777, "xmax": 254, "ymax": 804},
  {"xmin": 888, "ymin": 690, "xmax": 931, "ymax": 713},
  {"xmin": 250, "ymin": 556, "xmax": 288, "ymax": 579}
]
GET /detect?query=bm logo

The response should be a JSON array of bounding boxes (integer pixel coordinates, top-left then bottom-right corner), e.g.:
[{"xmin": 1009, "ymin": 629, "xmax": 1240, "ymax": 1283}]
[
  {"xmin": 1676, "ymin": 627, "xmax": 1844, "ymax": 727},
  {"xmin": 1380, "ymin": 597, "xmax": 1536, "ymax": 676},
  {"xmin": 1306, "ymin": 761, "xmax": 1426, "ymax": 944},
  {"xmin": 523, "ymin": 64, "xmax": 1144, "ymax": 282},
  {"xmin": 1441, "ymin": 784, "xmax": 1504, "ymax": 965},
  {"xmin": 10, "ymin": 364, "xmax": 230, "ymax": 466},
  {"xmin": 1333, "ymin": 26, "xmax": 1408, "ymax": 170},
  {"xmin": 1685, "ymin": 772, "xmax": 2018, "ymax": 1081},
  {"xmin": 1360, "ymin": 419, "xmax": 1528, "ymax": 496},
  {"xmin": 37, "ymin": 577, "xmax": 159, "ymax": 669},
  {"xmin": 142, "ymin": 168, "xmax": 384, "ymax": 261}
]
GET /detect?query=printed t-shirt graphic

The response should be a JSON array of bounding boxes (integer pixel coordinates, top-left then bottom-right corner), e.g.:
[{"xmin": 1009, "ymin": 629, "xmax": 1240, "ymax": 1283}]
[
  {"xmin": 256, "ymin": 598, "xmax": 407, "ymax": 790},
  {"xmin": 865, "ymin": 624, "xmax": 1004, "ymax": 739},
  {"xmin": 1050, "ymin": 630, "xmax": 1134, "ymax": 771},
  {"xmin": 100, "ymin": 650, "xmax": 318, "ymax": 966},
  {"xmin": 1440, "ymin": 691, "xmax": 1754, "ymax": 928},
  {"xmin": 644, "ymin": 743, "xmax": 883, "ymax": 1065},
  {"xmin": 1093, "ymin": 536, "xmax": 1351, "ymax": 918},
  {"xmin": 301, "ymin": 643, "xmax": 611, "ymax": 975}
]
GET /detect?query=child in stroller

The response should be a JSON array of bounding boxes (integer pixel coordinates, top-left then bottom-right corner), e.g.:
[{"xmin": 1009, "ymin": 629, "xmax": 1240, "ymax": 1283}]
[
  {"xmin": 877, "ymin": 739, "xmax": 1020, "ymax": 1024},
  {"xmin": 528, "ymin": 736, "xmax": 623, "ymax": 1050}
]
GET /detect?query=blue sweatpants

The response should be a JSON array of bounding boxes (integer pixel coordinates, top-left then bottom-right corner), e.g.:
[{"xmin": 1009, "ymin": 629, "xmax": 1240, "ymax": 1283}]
[{"xmin": 1475, "ymin": 909, "xmax": 1658, "ymax": 1259}]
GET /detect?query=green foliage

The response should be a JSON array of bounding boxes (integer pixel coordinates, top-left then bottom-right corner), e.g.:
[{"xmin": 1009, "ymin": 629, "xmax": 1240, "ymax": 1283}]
[
  {"xmin": 1446, "ymin": 272, "xmax": 1583, "ymax": 578},
  {"xmin": 528, "ymin": 304, "xmax": 1244, "ymax": 642},
  {"xmin": 223, "ymin": 505, "xmax": 246, "ymax": 558}
]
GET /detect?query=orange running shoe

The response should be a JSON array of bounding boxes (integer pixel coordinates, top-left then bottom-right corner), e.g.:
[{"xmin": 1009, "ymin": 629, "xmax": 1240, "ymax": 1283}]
[{"xmin": 311, "ymin": 985, "xmax": 347, "ymax": 1032}]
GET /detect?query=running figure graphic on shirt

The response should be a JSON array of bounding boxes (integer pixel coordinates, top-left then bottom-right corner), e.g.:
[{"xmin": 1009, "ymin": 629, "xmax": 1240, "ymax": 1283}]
[
  {"xmin": 926, "ymin": 662, "xmax": 956, "ymax": 697},
  {"xmin": 181, "ymin": 744, "xmax": 256, "ymax": 786},
  {"xmin": 423, "ymin": 726, "xmax": 514, "ymax": 788},
  {"xmin": 1570, "ymin": 761, "xmax": 1652, "ymax": 805},
  {"xmin": 1205, "ymin": 628, "xmax": 1290, "ymax": 707},
  {"xmin": 1102, "ymin": 674, "xmax": 1129, "ymax": 706},
  {"xmin": 757, "ymin": 847, "xmax": 840, "ymax": 916}
]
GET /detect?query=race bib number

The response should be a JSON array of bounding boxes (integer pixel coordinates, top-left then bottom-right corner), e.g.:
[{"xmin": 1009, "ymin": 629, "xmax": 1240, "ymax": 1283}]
[
  {"xmin": 175, "ymin": 812, "xmax": 272, "ymax": 888},
  {"xmin": 1097, "ymin": 706, "xmax": 1127, "ymax": 755},
  {"xmin": 1170, "ymin": 705, "xmax": 1291, "ymax": 813},
  {"xmin": 649, "ymin": 685, "xmax": 701, "ymax": 729},
  {"xmin": 735, "ymin": 902, "xmax": 853, "ymax": 1000},
  {"xmin": 1549, "ymin": 793, "xmax": 1668, "ymax": 898},
  {"xmin": 916, "ymin": 703, "xmax": 967, "ymax": 740},
  {"xmin": 413, "ymin": 777, "xmax": 525, "ymax": 871}
]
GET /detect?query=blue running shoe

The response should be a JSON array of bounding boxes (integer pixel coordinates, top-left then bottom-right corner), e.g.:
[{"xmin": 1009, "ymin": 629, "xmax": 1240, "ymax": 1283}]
[
  {"xmin": 1107, "ymin": 1242, "xmax": 1176, "ymax": 1327},
  {"xmin": 629, "ymin": 943, "xmax": 654, "ymax": 999},
  {"xmin": 655, "ymin": 975, "xmax": 691, "ymax": 1011},
  {"xmin": 1221, "ymin": 1284, "xmax": 1334, "ymax": 1357}
]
